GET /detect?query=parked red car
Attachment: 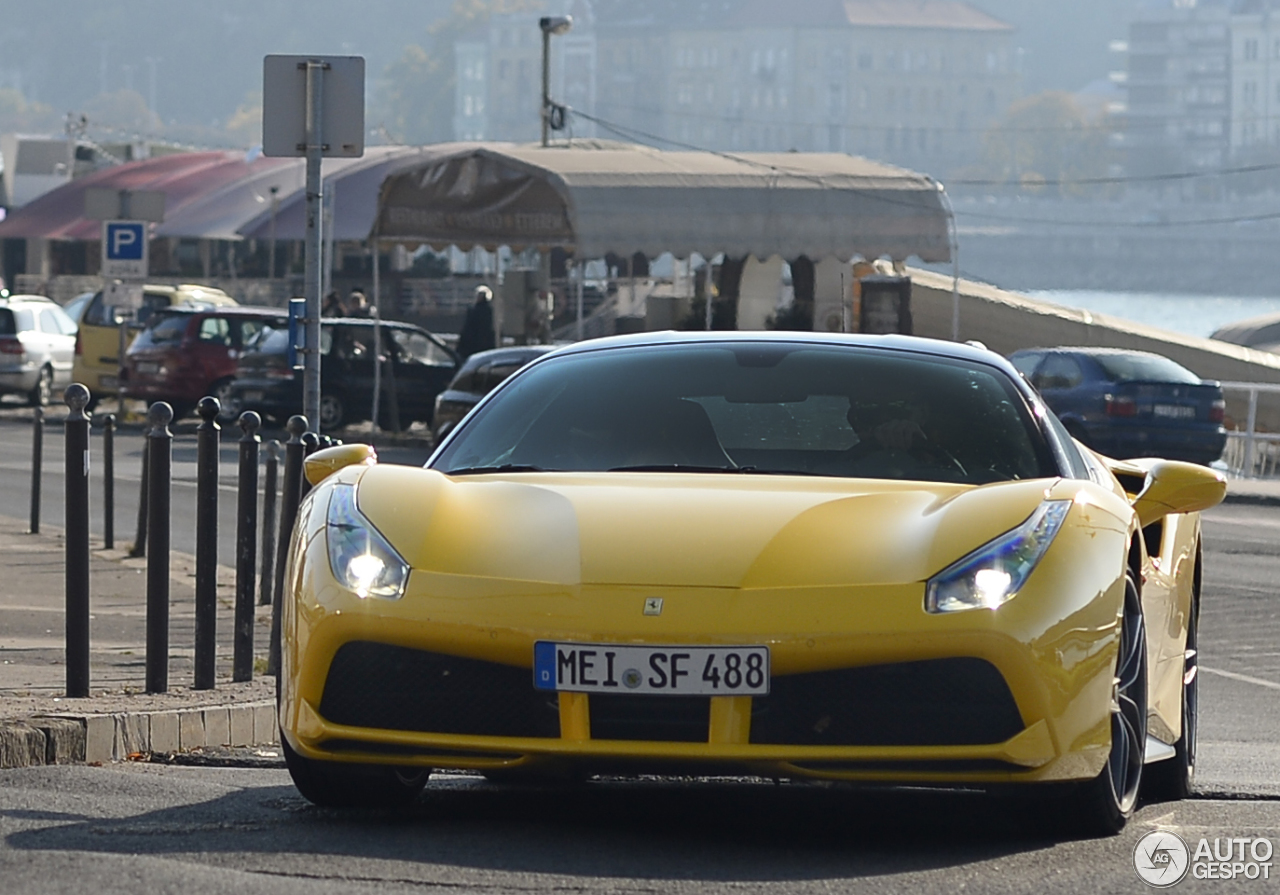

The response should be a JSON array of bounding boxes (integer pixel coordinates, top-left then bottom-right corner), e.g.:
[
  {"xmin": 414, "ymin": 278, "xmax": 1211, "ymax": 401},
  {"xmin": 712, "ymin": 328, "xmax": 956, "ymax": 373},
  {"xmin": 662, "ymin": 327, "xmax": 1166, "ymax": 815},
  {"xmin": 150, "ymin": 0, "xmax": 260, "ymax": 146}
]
[{"xmin": 122, "ymin": 306, "xmax": 286, "ymax": 420}]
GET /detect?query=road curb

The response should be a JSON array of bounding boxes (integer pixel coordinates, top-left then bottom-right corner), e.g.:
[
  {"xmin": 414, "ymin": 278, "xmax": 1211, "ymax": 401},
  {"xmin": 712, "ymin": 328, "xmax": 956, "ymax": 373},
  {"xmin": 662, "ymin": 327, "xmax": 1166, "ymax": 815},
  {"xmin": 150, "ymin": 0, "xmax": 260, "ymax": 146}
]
[
  {"xmin": 0, "ymin": 701, "xmax": 277, "ymax": 768},
  {"xmin": 1222, "ymin": 490, "xmax": 1280, "ymax": 508}
]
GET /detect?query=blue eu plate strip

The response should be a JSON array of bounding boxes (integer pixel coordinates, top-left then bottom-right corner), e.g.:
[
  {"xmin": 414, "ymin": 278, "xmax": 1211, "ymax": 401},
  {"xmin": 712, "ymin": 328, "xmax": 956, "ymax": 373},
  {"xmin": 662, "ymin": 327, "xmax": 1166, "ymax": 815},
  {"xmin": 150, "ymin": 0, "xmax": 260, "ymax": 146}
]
[{"xmin": 533, "ymin": 641, "xmax": 556, "ymax": 691}]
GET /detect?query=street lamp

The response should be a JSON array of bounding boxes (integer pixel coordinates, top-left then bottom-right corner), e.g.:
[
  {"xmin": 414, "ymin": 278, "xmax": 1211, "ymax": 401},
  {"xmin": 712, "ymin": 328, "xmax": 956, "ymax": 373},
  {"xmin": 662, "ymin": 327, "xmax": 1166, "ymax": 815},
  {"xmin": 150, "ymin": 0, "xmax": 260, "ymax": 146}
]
[{"xmin": 540, "ymin": 15, "xmax": 573, "ymax": 147}]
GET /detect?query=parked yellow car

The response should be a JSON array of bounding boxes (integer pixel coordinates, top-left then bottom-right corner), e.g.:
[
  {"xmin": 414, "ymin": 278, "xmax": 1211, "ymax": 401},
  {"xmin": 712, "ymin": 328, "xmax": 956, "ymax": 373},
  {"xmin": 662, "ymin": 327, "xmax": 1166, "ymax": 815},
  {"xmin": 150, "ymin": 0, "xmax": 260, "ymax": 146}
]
[
  {"xmin": 73, "ymin": 284, "xmax": 237, "ymax": 404},
  {"xmin": 279, "ymin": 333, "xmax": 1225, "ymax": 835}
]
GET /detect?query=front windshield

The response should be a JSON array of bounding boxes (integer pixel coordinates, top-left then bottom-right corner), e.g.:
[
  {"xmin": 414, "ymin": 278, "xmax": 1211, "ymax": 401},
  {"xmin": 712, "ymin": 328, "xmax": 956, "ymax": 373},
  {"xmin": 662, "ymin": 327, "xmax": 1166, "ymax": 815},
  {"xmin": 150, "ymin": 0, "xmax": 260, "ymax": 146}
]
[{"xmin": 432, "ymin": 343, "xmax": 1057, "ymax": 485}]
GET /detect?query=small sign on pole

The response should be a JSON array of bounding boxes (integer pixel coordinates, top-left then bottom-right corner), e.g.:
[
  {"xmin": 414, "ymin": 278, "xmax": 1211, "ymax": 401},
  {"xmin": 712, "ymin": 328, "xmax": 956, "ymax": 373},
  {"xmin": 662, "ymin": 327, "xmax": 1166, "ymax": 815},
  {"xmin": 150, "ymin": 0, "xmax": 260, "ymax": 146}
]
[{"xmin": 101, "ymin": 221, "xmax": 149, "ymax": 279}]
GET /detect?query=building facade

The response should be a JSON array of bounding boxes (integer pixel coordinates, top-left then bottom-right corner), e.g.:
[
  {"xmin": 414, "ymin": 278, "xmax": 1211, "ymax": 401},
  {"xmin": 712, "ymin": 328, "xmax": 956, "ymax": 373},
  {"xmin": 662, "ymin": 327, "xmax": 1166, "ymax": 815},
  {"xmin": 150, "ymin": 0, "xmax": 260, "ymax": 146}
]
[{"xmin": 459, "ymin": 0, "xmax": 1017, "ymax": 175}]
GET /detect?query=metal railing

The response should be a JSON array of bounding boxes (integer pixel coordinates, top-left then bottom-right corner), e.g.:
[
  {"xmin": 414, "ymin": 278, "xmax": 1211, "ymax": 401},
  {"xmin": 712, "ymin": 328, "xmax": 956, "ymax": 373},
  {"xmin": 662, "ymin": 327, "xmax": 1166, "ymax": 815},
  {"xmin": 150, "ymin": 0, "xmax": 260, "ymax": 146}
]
[{"xmin": 1220, "ymin": 381, "xmax": 1280, "ymax": 479}]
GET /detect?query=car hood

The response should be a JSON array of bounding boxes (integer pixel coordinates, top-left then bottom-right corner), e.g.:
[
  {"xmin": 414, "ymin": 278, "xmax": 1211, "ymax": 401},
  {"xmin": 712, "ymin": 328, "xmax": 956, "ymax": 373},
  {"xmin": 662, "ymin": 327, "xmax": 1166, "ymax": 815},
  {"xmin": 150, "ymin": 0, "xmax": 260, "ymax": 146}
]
[{"xmin": 353, "ymin": 467, "xmax": 1062, "ymax": 589}]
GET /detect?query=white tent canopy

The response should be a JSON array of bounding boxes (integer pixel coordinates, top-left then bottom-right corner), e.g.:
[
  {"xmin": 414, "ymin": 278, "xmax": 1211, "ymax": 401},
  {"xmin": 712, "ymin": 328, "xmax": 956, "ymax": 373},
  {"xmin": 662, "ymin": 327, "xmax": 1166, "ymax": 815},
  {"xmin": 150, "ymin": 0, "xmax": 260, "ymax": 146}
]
[{"xmin": 373, "ymin": 142, "xmax": 952, "ymax": 263}]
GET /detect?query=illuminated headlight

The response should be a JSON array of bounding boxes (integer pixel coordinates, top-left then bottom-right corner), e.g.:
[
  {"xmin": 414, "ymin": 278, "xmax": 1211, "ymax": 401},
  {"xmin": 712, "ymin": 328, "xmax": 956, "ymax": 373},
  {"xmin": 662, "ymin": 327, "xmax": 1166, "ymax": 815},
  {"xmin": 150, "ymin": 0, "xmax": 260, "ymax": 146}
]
[
  {"xmin": 325, "ymin": 484, "xmax": 409, "ymax": 599},
  {"xmin": 926, "ymin": 501, "xmax": 1070, "ymax": 613}
]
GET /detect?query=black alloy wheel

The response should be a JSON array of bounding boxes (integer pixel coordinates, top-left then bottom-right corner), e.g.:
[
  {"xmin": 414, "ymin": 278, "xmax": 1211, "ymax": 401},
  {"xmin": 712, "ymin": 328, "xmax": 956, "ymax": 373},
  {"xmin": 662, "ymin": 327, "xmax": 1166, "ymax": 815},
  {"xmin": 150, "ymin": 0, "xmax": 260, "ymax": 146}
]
[
  {"xmin": 1143, "ymin": 549, "xmax": 1200, "ymax": 801},
  {"xmin": 319, "ymin": 393, "xmax": 346, "ymax": 431},
  {"xmin": 282, "ymin": 737, "xmax": 429, "ymax": 809},
  {"xmin": 1063, "ymin": 564, "xmax": 1147, "ymax": 836},
  {"xmin": 28, "ymin": 365, "xmax": 53, "ymax": 408}
]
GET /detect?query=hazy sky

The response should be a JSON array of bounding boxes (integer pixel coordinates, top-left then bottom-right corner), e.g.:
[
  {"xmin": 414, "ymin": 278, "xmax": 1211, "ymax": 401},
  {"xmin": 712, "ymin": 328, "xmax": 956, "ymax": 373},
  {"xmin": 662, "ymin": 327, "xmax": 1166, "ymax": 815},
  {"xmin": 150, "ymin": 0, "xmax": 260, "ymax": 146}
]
[{"xmin": 0, "ymin": 0, "xmax": 1140, "ymax": 137}]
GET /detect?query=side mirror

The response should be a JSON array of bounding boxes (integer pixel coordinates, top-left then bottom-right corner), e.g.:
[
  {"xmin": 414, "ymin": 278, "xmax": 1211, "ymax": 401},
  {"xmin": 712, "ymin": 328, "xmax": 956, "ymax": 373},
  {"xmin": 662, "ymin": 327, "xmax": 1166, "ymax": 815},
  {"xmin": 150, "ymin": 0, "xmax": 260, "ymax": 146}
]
[
  {"xmin": 1130, "ymin": 460, "xmax": 1226, "ymax": 528},
  {"xmin": 304, "ymin": 443, "xmax": 378, "ymax": 486}
]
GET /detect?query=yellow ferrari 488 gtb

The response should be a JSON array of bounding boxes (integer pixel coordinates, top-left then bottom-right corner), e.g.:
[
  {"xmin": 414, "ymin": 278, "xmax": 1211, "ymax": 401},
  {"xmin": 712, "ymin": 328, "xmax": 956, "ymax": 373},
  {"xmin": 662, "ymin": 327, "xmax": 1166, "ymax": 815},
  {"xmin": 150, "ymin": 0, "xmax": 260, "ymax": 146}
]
[{"xmin": 279, "ymin": 333, "xmax": 1225, "ymax": 834}]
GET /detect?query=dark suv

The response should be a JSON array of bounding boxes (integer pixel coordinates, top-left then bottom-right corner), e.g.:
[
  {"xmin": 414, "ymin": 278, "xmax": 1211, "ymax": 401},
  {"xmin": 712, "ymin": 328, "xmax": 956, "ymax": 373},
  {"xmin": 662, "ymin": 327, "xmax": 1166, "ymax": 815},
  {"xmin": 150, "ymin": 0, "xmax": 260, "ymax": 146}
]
[
  {"xmin": 229, "ymin": 318, "xmax": 457, "ymax": 431},
  {"xmin": 122, "ymin": 307, "xmax": 286, "ymax": 420}
]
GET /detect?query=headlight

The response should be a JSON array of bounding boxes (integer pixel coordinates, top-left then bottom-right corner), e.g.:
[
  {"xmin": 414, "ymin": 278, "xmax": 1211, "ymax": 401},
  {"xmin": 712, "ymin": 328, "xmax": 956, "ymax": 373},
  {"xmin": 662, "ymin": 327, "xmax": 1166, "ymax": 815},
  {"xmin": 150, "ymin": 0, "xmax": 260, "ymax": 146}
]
[
  {"xmin": 925, "ymin": 500, "xmax": 1070, "ymax": 613},
  {"xmin": 325, "ymin": 484, "xmax": 409, "ymax": 599}
]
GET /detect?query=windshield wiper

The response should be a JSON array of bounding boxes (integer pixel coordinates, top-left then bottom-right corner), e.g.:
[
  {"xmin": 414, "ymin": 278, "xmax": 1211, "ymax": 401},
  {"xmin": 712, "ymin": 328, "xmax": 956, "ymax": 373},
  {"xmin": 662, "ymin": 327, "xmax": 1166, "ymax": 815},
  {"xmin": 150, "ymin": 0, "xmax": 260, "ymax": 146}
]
[{"xmin": 444, "ymin": 464, "xmax": 548, "ymax": 476}]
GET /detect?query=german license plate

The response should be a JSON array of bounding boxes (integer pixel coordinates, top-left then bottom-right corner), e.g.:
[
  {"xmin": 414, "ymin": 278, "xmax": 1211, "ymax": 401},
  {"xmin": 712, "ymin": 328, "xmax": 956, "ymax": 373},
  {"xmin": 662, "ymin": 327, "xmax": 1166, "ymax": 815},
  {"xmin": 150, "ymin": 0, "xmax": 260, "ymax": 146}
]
[
  {"xmin": 136, "ymin": 361, "xmax": 159, "ymax": 374},
  {"xmin": 534, "ymin": 642, "xmax": 770, "ymax": 695},
  {"xmin": 1153, "ymin": 403, "xmax": 1194, "ymax": 419},
  {"xmin": 244, "ymin": 390, "xmax": 265, "ymax": 402}
]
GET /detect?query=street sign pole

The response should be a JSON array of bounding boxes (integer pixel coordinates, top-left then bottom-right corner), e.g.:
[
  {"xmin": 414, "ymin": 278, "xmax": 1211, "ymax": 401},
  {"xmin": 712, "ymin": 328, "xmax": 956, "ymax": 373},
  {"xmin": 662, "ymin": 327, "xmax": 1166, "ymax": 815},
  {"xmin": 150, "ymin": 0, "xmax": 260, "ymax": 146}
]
[
  {"xmin": 263, "ymin": 53, "xmax": 363, "ymax": 435},
  {"xmin": 302, "ymin": 60, "xmax": 325, "ymax": 432}
]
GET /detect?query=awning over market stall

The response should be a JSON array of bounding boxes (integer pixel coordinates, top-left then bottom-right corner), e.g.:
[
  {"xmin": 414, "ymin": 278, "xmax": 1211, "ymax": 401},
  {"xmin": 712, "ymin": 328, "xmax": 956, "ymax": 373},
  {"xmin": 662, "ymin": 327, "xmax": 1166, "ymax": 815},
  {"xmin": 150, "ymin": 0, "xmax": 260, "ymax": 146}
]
[{"xmin": 373, "ymin": 142, "xmax": 952, "ymax": 263}]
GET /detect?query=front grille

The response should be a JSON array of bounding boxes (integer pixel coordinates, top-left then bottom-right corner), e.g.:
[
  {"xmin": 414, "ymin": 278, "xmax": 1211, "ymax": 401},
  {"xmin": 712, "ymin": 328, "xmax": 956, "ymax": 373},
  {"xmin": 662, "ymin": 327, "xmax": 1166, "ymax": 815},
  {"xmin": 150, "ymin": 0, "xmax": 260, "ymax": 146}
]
[
  {"xmin": 589, "ymin": 694, "xmax": 711, "ymax": 742},
  {"xmin": 320, "ymin": 642, "xmax": 560, "ymax": 738},
  {"xmin": 750, "ymin": 658, "xmax": 1024, "ymax": 747}
]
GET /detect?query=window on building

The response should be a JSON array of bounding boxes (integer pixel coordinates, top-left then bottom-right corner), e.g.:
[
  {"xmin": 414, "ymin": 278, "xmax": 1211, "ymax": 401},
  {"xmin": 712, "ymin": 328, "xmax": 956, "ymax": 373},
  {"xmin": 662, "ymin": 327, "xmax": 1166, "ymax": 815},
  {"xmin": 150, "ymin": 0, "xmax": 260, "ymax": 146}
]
[
  {"xmin": 1245, "ymin": 38, "xmax": 1259, "ymax": 61},
  {"xmin": 887, "ymin": 87, "xmax": 896, "ymax": 111},
  {"xmin": 858, "ymin": 52, "xmax": 873, "ymax": 71}
]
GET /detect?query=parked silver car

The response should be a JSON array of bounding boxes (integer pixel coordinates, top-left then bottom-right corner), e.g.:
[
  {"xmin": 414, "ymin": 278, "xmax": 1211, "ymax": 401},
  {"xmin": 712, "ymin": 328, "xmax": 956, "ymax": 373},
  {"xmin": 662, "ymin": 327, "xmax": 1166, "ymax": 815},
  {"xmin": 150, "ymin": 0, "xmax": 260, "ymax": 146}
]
[{"xmin": 0, "ymin": 296, "xmax": 77, "ymax": 406}]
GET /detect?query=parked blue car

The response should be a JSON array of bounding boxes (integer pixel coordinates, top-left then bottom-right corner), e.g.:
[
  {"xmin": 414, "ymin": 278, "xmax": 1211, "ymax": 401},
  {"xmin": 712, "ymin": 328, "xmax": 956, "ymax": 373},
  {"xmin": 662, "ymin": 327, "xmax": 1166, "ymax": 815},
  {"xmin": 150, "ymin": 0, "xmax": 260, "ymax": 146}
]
[{"xmin": 1008, "ymin": 347, "xmax": 1226, "ymax": 464}]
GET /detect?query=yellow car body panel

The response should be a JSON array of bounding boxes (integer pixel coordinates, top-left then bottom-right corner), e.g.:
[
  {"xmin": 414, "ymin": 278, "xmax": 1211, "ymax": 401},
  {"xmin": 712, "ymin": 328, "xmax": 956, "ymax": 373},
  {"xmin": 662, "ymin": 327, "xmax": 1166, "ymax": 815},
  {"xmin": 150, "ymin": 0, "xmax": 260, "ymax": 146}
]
[
  {"xmin": 278, "ymin": 454, "xmax": 1219, "ymax": 787},
  {"xmin": 74, "ymin": 284, "xmax": 237, "ymax": 397}
]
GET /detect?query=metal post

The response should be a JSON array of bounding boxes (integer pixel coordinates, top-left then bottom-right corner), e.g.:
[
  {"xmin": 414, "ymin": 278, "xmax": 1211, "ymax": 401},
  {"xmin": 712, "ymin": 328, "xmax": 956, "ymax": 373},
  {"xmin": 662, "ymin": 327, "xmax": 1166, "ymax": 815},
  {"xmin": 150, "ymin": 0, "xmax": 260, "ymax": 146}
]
[
  {"xmin": 576, "ymin": 260, "xmax": 584, "ymax": 341},
  {"xmin": 64, "ymin": 385, "xmax": 92, "ymax": 698},
  {"xmin": 1245, "ymin": 388, "xmax": 1260, "ymax": 478},
  {"xmin": 30, "ymin": 407, "xmax": 43, "ymax": 534},
  {"xmin": 541, "ymin": 27, "xmax": 552, "ymax": 147},
  {"xmin": 194, "ymin": 397, "xmax": 220, "ymax": 690},
  {"xmin": 705, "ymin": 260, "xmax": 714, "ymax": 331},
  {"xmin": 145, "ymin": 401, "xmax": 173, "ymax": 694},
  {"xmin": 117, "ymin": 318, "xmax": 128, "ymax": 418},
  {"xmin": 268, "ymin": 186, "xmax": 279, "ymax": 281},
  {"xmin": 235, "ymin": 411, "xmax": 261, "ymax": 682},
  {"xmin": 103, "ymin": 414, "xmax": 115, "ymax": 550},
  {"xmin": 129, "ymin": 437, "xmax": 148, "ymax": 558},
  {"xmin": 300, "ymin": 432, "xmax": 320, "ymax": 497},
  {"xmin": 268, "ymin": 415, "xmax": 308, "ymax": 677},
  {"xmin": 372, "ymin": 233, "xmax": 382, "ymax": 431},
  {"xmin": 302, "ymin": 61, "xmax": 326, "ymax": 434},
  {"xmin": 259, "ymin": 440, "xmax": 280, "ymax": 606}
]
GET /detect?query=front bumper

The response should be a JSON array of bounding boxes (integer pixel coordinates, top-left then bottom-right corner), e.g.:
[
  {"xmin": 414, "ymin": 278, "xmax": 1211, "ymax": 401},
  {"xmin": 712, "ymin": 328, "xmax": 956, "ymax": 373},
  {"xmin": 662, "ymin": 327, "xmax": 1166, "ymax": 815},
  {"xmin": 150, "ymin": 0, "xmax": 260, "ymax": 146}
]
[{"xmin": 281, "ymin": 513, "xmax": 1127, "ymax": 786}]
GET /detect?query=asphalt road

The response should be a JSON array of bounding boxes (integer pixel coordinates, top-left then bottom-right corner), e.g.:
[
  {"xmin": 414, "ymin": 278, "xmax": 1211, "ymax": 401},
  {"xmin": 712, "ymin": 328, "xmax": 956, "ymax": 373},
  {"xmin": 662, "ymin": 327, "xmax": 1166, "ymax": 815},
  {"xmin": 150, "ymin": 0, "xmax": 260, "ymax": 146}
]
[
  {"xmin": 2, "ymin": 413, "xmax": 1279, "ymax": 892},
  {"xmin": 0, "ymin": 409, "xmax": 434, "ymax": 570}
]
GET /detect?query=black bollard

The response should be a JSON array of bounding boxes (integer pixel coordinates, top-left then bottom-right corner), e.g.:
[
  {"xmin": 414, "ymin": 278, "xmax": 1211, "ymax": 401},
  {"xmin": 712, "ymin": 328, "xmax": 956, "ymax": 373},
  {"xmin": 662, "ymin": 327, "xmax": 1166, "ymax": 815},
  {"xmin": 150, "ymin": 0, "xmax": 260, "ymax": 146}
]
[
  {"xmin": 268, "ymin": 415, "xmax": 308, "ymax": 677},
  {"xmin": 258, "ymin": 440, "xmax": 280, "ymax": 607},
  {"xmin": 299, "ymin": 432, "xmax": 320, "ymax": 498},
  {"xmin": 145, "ymin": 401, "xmax": 173, "ymax": 694},
  {"xmin": 194, "ymin": 397, "xmax": 221, "ymax": 691},
  {"xmin": 234, "ymin": 411, "xmax": 261, "ymax": 682},
  {"xmin": 103, "ymin": 414, "xmax": 115, "ymax": 550},
  {"xmin": 63, "ymin": 385, "xmax": 92, "ymax": 698},
  {"xmin": 129, "ymin": 437, "xmax": 148, "ymax": 558},
  {"xmin": 30, "ymin": 406, "xmax": 43, "ymax": 534}
]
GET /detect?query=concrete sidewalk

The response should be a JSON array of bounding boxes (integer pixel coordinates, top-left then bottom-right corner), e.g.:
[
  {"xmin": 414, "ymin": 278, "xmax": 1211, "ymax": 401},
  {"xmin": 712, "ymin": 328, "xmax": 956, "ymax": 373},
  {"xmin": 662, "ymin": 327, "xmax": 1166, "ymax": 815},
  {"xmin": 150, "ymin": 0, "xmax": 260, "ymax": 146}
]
[
  {"xmin": 1222, "ymin": 475, "xmax": 1280, "ymax": 506},
  {"xmin": 0, "ymin": 514, "xmax": 278, "ymax": 768}
]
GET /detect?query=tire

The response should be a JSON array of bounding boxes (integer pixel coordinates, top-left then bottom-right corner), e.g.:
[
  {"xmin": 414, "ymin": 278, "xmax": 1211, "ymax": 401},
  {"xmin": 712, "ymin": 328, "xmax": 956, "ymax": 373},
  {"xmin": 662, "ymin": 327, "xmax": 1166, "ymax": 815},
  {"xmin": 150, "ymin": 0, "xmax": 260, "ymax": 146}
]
[
  {"xmin": 1060, "ymin": 565, "xmax": 1147, "ymax": 836},
  {"xmin": 1143, "ymin": 552, "xmax": 1200, "ymax": 802},
  {"xmin": 210, "ymin": 378, "xmax": 240, "ymax": 422},
  {"xmin": 28, "ymin": 366, "xmax": 53, "ymax": 408},
  {"xmin": 319, "ymin": 393, "xmax": 346, "ymax": 431},
  {"xmin": 281, "ymin": 737, "xmax": 429, "ymax": 809}
]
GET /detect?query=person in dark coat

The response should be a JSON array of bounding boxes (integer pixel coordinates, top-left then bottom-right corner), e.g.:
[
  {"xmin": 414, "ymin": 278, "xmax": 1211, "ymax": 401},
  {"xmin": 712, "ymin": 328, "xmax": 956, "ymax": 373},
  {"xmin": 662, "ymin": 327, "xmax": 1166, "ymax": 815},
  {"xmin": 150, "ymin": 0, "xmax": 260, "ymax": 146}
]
[
  {"xmin": 322, "ymin": 291, "xmax": 346, "ymax": 317},
  {"xmin": 457, "ymin": 285, "xmax": 496, "ymax": 359}
]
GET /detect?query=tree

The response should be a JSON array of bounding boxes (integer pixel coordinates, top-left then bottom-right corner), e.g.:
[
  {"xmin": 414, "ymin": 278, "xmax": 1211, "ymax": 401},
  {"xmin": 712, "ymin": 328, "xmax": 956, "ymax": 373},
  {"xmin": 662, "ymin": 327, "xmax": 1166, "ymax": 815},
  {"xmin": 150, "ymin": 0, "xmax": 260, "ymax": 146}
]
[
  {"xmin": 0, "ymin": 89, "xmax": 59, "ymax": 134},
  {"xmin": 978, "ymin": 91, "xmax": 1114, "ymax": 198},
  {"xmin": 371, "ymin": 0, "xmax": 543, "ymax": 144}
]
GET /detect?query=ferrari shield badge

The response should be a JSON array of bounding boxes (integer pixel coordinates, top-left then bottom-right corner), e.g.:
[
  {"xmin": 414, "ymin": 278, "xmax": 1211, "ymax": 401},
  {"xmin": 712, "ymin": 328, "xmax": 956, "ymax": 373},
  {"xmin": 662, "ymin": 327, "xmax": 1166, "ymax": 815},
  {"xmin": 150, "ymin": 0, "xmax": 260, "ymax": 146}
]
[{"xmin": 643, "ymin": 597, "xmax": 664, "ymax": 616}]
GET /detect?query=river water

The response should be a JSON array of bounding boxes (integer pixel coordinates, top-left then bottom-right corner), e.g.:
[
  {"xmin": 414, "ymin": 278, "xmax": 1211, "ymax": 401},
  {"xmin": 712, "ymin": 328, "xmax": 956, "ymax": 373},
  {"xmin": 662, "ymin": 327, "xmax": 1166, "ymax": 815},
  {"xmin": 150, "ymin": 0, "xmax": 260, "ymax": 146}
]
[{"xmin": 1027, "ymin": 290, "xmax": 1280, "ymax": 340}]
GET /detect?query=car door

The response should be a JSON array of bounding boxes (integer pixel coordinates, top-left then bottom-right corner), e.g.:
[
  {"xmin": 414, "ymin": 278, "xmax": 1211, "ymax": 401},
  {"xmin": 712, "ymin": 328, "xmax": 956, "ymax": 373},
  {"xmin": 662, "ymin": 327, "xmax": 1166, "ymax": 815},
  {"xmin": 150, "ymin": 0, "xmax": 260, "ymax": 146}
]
[
  {"xmin": 324, "ymin": 324, "xmax": 378, "ymax": 416},
  {"xmin": 387, "ymin": 327, "xmax": 458, "ymax": 422},
  {"xmin": 38, "ymin": 307, "xmax": 77, "ymax": 381}
]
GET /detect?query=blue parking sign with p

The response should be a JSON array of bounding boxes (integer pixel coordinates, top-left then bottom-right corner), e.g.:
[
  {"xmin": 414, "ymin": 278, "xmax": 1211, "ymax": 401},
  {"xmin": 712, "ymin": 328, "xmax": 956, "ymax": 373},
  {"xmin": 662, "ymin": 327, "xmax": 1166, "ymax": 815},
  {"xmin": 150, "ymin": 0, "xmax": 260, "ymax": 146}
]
[{"xmin": 106, "ymin": 222, "xmax": 145, "ymax": 260}]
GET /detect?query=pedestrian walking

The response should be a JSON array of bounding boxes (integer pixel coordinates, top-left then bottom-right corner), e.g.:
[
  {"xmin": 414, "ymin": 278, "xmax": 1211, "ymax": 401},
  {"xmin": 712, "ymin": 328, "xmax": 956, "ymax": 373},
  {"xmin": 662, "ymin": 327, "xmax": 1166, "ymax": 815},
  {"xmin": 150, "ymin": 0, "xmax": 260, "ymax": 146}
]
[{"xmin": 456, "ymin": 285, "xmax": 496, "ymax": 360}]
